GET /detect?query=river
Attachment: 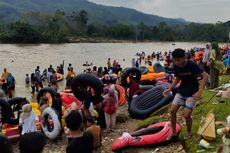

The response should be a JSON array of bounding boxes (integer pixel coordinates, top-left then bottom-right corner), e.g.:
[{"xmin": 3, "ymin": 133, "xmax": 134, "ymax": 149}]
[{"xmin": 0, "ymin": 42, "xmax": 220, "ymax": 100}]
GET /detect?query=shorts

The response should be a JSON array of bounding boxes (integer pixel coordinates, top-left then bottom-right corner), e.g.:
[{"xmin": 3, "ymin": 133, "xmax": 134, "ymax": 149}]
[{"xmin": 172, "ymin": 93, "xmax": 197, "ymax": 110}]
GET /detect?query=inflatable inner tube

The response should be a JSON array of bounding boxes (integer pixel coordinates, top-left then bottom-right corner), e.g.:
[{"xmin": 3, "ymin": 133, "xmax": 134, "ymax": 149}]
[
  {"xmin": 139, "ymin": 66, "xmax": 149, "ymax": 75},
  {"xmin": 37, "ymin": 87, "xmax": 58, "ymax": 104},
  {"xmin": 153, "ymin": 63, "xmax": 166, "ymax": 73},
  {"xmin": 41, "ymin": 107, "xmax": 61, "ymax": 140},
  {"xmin": 71, "ymin": 74, "xmax": 104, "ymax": 104},
  {"xmin": 129, "ymin": 85, "xmax": 173, "ymax": 119},
  {"xmin": 8, "ymin": 97, "xmax": 28, "ymax": 125},
  {"xmin": 121, "ymin": 68, "xmax": 141, "ymax": 87},
  {"xmin": 115, "ymin": 85, "xmax": 126, "ymax": 106}
]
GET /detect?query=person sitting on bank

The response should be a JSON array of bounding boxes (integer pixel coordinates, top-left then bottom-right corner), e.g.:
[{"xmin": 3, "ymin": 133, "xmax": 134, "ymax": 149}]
[
  {"xmin": 0, "ymin": 134, "xmax": 13, "ymax": 153},
  {"xmin": 65, "ymin": 110, "xmax": 94, "ymax": 153},
  {"xmin": 163, "ymin": 48, "xmax": 208, "ymax": 140},
  {"xmin": 19, "ymin": 132, "xmax": 47, "ymax": 153},
  {"xmin": 86, "ymin": 117, "xmax": 101, "ymax": 149}
]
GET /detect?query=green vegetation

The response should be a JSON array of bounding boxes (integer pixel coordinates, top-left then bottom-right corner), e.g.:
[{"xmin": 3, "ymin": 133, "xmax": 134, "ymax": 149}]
[
  {"xmin": 0, "ymin": 0, "xmax": 229, "ymax": 43},
  {"xmin": 0, "ymin": 8, "xmax": 230, "ymax": 43},
  {"xmin": 0, "ymin": 0, "xmax": 186, "ymax": 26},
  {"xmin": 137, "ymin": 75, "xmax": 230, "ymax": 153}
]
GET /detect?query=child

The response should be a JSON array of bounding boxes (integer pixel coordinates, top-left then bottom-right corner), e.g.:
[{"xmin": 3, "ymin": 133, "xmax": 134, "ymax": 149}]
[
  {"xmin": 103, "ymin": 85, "xmax": 118, "ymax": 131},
  {"xmin": 25, "ymin": 74, "xmax": 30, "ymax": 85},
  {"xmin": 86, "ymin": 118, "xmax": 101, "ymax": 149},
  {"xmin": 216, "ymin": 116, "xmax": 230, "ymax": 153},
  {"xmin": 65, "ymin": 110, "xmax": 94, "ymax": 153},
  {"xmin": 19, "ymin": 132, "xmax": 47, "ymax": 153},
  {"xmin": 19, "ymin": 104, "xmax": 39, "ymax": 135}
]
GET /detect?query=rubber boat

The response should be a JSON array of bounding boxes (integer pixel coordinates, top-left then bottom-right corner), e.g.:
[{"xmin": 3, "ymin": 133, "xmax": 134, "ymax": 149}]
[
  {"xmin": 140, "ymin": 72, "xmax": 165, "ymax": 81},
  {"xmin": 140, "ymin": 64, "xmax": 166, "ymax": 82},
  {"xmin": 129, "ymin": 85, "xmax": 173, "ymax": 119},
  {"xmin": 112, "ymin": 121, "xmax": 181, "ymax": 151}
]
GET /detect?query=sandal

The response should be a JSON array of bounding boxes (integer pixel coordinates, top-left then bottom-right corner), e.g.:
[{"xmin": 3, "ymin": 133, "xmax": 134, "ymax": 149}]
[{"xmin": 184, "ymin": 132, "xmax": 192, "ymax": 140}]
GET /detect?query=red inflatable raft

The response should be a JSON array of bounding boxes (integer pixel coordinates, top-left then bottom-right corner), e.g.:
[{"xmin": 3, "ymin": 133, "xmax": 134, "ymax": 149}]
[{"xmin": 112, "ymin": 121, "xmax": 181, "ymax": 151}]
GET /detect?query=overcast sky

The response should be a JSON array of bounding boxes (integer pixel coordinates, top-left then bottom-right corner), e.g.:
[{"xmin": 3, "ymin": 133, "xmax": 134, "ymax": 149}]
[{"xmin": 89, "ymin": 0, "xmax": 230, "ymax": 23}]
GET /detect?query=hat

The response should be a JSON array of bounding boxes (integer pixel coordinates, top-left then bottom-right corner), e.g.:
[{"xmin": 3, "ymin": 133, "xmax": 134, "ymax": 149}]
[{"xmin": 21, "ymin": 104, "xmax": 32, "ymax": 121}]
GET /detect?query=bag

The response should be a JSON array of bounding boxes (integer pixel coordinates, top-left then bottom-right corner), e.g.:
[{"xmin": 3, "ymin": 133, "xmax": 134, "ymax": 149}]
[{"xmin": 103, "ymin": 98, "xmax": 116, "ymax": 114}]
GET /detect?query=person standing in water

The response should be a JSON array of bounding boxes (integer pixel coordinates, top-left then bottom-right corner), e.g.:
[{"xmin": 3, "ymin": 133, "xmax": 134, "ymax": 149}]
[
  {"xmin": 163, "ymin": 49, "xmax": 208, "ymax": 140},
  {"xmin": 7, "ymin": 73, "xmax": 16, "ymax": 98},
  {"xmin": 25, "ymin": 74, "xmax": 30, "ymax": 85},
  {"xmin": 107, "ymin": 58, "xmax": 111, "ymax": 69},
  {"xmin": 1, "ymin": 68, "xmax": 9, "ymax": 82},
  {"xmin": 35, "ymin": 68, "xmax": 43, "ymax": 91},
  {"xmin": 68, "ymin": 63, "xmax": 73, "ymax": 71}
]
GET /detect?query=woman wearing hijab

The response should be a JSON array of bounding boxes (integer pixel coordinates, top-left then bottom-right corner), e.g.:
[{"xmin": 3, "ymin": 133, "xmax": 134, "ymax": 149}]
[
  {"xmin": 209, "ymin": 41, "xmax": 223, "ymax": 89},
  {"xmin": 19, "ymin": 104, "xmax": 39, "ymax": 135}
]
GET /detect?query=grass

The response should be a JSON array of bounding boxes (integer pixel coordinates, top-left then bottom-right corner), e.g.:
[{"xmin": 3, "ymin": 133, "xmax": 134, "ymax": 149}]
[{"xmin": 137, "ymin": 75, "xmax": 230, "ymax": 153}]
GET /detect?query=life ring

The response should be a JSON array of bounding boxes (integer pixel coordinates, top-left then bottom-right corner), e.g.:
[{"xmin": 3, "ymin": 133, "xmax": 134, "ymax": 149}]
[
  {"xmin": 41, "ymin": 107, "xmax": 61, "ymax": 140},
  {"xmin": 153, "ymin": 63, "xmax": 166, "ymax": 73},
  {"xmin": 139, "ymin": 66, "xmax": 149, "ymax": 75},
  {"xmin": 129, "ymin": 85, "xmax": 173, "ymax": 119},
  {"xmin": 71, "ymin": 74, "xmax": 104, "ymax": 104},
  {"xmin": 121, "ymin": 68, "xmax": 141, "ymax": 87},
  {"xmin": 115, "ymin": 85, "xmax": 126, "ymax": 106}
]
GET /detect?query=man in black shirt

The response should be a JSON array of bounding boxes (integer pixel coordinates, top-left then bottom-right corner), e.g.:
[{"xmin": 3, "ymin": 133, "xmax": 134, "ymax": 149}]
[
  {"xmin": 65, "ymin": 110, "xmax": 94, "ymax": 153},
  {"xmin": 163, "ymin": 48, "xmax": 209, "ymax": 140}
]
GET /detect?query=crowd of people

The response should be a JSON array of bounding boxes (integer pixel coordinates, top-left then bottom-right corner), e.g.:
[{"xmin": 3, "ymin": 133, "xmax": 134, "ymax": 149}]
[{"xmin": 0, "ymin": 42, "xmax": 230, "ymax": 153}]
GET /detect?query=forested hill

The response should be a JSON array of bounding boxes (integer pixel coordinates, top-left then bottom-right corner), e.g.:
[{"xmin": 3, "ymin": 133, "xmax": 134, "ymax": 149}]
[{"xmin": 0, "ymin": 0, "xmax": 187, "ymax": 26}]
